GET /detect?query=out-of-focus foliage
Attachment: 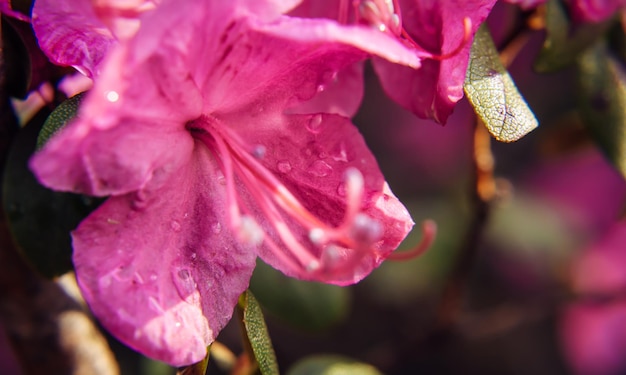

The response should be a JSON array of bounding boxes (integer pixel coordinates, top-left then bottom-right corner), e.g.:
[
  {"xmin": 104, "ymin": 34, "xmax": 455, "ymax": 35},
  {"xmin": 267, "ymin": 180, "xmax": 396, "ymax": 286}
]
[
  {"xmin": 534, "ymin": 0, "xmax": 612, "ymax": 73},
  {"xmin": 250, "ymin": 260, "xmax": 349, "ymax": 331},
  {"xmin": 287, "ymin": 355, "xmax": 383, "ymax": 375},
  {"xmin": 576, "ymin": 42, "xmax": 626, "ymax": 179},
  {"xmin": 36, "ymin": 91, "xmax": 84, "ymax": 149}
]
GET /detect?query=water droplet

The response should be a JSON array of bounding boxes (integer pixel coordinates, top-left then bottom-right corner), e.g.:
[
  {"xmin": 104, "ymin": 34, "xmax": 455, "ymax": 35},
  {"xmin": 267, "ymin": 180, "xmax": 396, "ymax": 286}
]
[
  {"xmin": 131, "ymin": 190, "xmax": 149, "ymax": 210},
  {"xmin": 134, "ymin": 272, "xmax": 145, "ymax": 284},
  {"xmin": 252, "ymin": 145, "xmax": 266, "ymax": 159},
  {"xmin": 306, "ymin": 260, "xmax": 321, "ymax": 272},
  {"xmin": 191, "ymin": 252, "xmax": 197, "ymax": 260},
  {"xmin": 216, "ymin": 174, "xmax": 226, "ymax": 185},
  {"xmin": 170, "ymin": 220, "xmax": 181, "ymax": 232},
  {"xmin": 148, "ymin": 296, "xmax": 165, "ymax": 313},
  {"xmin": 306, "ymin": 114, "xmax": 323, "ymax": 134},
  {"xmin": 331, "ymin": 142, "xmax": 349, "ymax": 162},
  {"xmin": 212, "ymin": 222, "xmax": 222, "ymax": 234},
  {"xmin": 307, "ymin": 160, "xmax": 332, "ymax": 177},
  {"xmin": 336, "ymin": 182, "xmax": 347, "ymax": 197},
  {"xmin": 175, "ymin": 322, "xmax": 181, "ymax": 328},
  {"xmin": 173, "ymin": 268, "xmax": 198, "ymax": 302},
  {"xmin": 276, "ymin": 160, "xmax": 292, "ymax": 173},
  {"xmin": 149, "ymin": 273, "xmax": 158, "ymax": 281},
  {"xmin": 105, "ymin": 90, "xmax": 119, "ymax": 102},
  {"xmin": 316, "ymin": 84, "xmax": 326, "ymax": 93}
]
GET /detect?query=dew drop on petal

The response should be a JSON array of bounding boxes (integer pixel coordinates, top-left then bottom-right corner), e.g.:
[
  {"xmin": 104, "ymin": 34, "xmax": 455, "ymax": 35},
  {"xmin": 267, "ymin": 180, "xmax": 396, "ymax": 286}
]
[
  {"xmin": 212, "ymin": 222, "xmax": 222, "ymax": 234},
  {"xmin": 252, "ymin": 145, "xmax": 266, "ymax": 159},
  {"xmin": 307, "ymin": 160, "xmax": 332, "ymax": 177},
  {"xmin": 170, "ymin": 220, "xmax": 181, "ymax": 232},
  {"xmin": 173, "ymin": 268, "xmax": 198, "ymax": 301},
  {"xmin": 306, "ymin": 114, "xmax": 323, "ymax": 134},
  {"xmin": 105, "ymin": 90, "xmax": 119, "ymax": 102},
  {"xmin": 149, "ymin": 273, "xmax": 158, "ymax": 282},
  {"xmin": 336, "ymin": 182, "xmax": 347, "ymax": 197},
  {"xmin": 276, "ymin": 160, "xmax": 292, "ymax": 173}
]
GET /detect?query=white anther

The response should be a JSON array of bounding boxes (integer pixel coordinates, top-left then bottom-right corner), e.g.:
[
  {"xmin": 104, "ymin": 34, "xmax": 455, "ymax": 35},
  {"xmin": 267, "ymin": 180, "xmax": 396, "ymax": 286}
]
[
  {"xmin": 306, "ymin": 260, "xmax": 321, "ymax": 272},
  {"xmin": 308, "ymin": 228, "xmax": 326, "ymax": 245},
  {"xmin": 238, "ymin": 216, "xmax": 264, "ymax": 246},
  {"xmin": 350, "ymin": 213, "xmax": 382, "ymax": 245}
]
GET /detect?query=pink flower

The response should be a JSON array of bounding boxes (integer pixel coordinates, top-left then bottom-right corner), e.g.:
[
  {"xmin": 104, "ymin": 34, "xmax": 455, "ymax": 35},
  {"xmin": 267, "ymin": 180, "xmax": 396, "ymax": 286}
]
[
  {"xmin": 505, "ymin": 0, "xmax": 625, "ymax": 23},
  {"xmin": 560, "ymin": 220, "xmax": 626, "ymax": 375},
  {"xmin": 31, "ymin": 0, "xmax": 415, "ymax": 366},
  {"xmin": 291, "ymin": 0, "xmax": 497, "ymax": 123}
]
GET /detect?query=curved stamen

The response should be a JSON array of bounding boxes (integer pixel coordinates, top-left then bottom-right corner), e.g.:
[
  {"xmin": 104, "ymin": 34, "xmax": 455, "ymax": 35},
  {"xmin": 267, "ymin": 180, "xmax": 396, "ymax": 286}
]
[
  {"xmin": 388, "ymin": 220, "xmax": 437, "ymax": 261},
  {"xmin": 190, "ymin": 115, "xmax": 391, "ymax": 277}
]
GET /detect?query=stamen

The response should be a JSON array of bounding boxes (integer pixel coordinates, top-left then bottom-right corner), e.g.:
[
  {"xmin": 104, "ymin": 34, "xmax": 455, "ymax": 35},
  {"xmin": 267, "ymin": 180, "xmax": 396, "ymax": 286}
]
[
  {"xmin": 388, "ymin": 220, "xmax": 437, "ymax": 261},
  {"xmin": 192, "ymin": 115, "xmax": 401, "ymax": 278},
  {"xmin": 238, "ymin": 216, "xmax": 264, "ymax": 246}
]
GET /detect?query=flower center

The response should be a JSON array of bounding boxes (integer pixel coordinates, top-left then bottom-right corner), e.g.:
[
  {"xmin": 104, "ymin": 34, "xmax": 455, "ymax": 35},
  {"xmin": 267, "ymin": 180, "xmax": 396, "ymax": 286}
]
[
  {"xmin": 340, "ymin": 0, "xmax": 473, "ymax": 61},
  {"xmin": 187, "ymin": 116, "xmax": 385, "ymax": 278}
]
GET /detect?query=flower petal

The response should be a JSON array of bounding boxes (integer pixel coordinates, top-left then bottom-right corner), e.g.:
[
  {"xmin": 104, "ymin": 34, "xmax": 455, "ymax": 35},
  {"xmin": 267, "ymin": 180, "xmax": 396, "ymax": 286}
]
[
  {"xmin": 73, "ymin": 146, "xmax": 257, "ymax": 366},
  {"xmin": 373, "ymin": 0, "xmax": 496, "ymax": 123},
  {"xmin": 32, "ymin": 0, "xmax": 115, "ymax": 77}
]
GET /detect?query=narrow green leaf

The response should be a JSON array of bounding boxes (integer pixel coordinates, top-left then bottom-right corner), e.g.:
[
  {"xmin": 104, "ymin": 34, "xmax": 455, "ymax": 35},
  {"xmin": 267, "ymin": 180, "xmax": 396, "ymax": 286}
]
[
  {"xmin": 36, "ymin": 92, "xmax": 85, "ymax": 149},
  {"xmin": 576, "ymin": 42, "xmax": 626, "ymax": 178},
  {"xmin": 238, "ymin": 290, "xmax": 279, "ymax": 375},
  {"xmin": 249, "ymin": 260, "xmax": 349, "ymax": 331},
  {"xmin": 534, "ymin": 0, "xmax": 613, "ymax": 73},
  {"xmin": 464, "ymin": 25, "xmax": 538, "ymax": 142},
  {"xmin": 287, "ymin": 355, "xmax": 382, "ymax": 375}
]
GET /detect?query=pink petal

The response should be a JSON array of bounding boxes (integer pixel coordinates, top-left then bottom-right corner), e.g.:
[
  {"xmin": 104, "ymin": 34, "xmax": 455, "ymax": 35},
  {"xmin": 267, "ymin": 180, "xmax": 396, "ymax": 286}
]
[
  {"xmin": 373, "ymin": 0, "xmax": 497, "ymax": 123},
  {"xmin": 561, "ymin": 303, "xmax": 626, "ymax": 375},
  {"xmin": 571, "ymin": 0, "xmax": 625, "ymax": 22},
  {"xmin": 502, "ymin": 0, "xmax": 546, "ymax": 10},
  {"xmin": 32, "ymin": 0, "xmax": 115, "ymax": 77},
  {"xmin": 73, "ymin": 146, "xmax": 257, "ymax": 366}
]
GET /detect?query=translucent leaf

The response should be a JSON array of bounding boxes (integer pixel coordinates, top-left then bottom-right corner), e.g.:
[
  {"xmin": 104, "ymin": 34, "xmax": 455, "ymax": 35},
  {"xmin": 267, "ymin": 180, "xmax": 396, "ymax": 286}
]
[
  {"xmin": 464, "ymin": 25, "xmax": 538, "ymax": 142},
  {"xmin": 576, "ymin": 42, "xmax": 626, "ymax": 178},
  {"xmin": 2, "ymin": 111, "xmax": 101, "ymax": 278},
  {"xmin": 249, "ymin": 260, "xmax": 349, "ymax": 331},
  {"xmin": 534, "ymin": 0, "xmax": 612, "ymax": 73},
  {"xmin": 237, "ymin": 290, "xmax": 279, "ymax": 375},
  {"xmin": 37, "ymin": 92, "xmax": 85, "ymax": 149},
  {"xmin": 287, "ymin": 355, "xmax": 382, "ymax": 375}
]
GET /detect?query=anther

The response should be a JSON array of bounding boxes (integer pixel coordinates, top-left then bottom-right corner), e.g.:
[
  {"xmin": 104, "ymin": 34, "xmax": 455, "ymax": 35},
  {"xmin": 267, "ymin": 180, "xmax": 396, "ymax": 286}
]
[{"xmin": 237, "ymin": 215, "xmax": 264, "ymax": 246}]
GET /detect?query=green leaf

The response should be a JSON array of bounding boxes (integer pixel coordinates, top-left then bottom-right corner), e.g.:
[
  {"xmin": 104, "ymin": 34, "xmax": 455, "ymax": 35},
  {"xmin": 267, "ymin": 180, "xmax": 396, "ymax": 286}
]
[
  {"xmin": 37, "ymin": 92, "xmax": 86, "ymax": 149},
  {"xmin": 2, "ymin": 110, "xmax": 101, "ymax": 278},
  {"xmin": 464, "ymin": 25, "xmax": 538, "ymax": 142},
  {"xmin": 287, "ymin": 355, "xmax": 382, "ymax": 375},
  {"xmin": 249, "ymin": 260, "xmax": 349, "ymax": 331},
  {"xmin": 576, "ymin": 42, "xmax": 626, "ymax": 178},
  {"xmin": 534, "ymin": 0, "xmax": 613, "ymax": 73},
  {"xmin": 238, "ymin": 290, "xmax": 279, "ymax": 375}
]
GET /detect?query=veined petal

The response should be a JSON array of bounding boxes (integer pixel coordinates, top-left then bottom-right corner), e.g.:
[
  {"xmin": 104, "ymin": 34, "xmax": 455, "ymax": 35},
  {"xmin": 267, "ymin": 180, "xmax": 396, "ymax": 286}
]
[
  {"xmin": 32, "ymin": 0, "xmax": 115, "ymax": 77},
  {"xmin": 373, "ymin": 0, "xmax": 497, "ymax": 123},
  {"xmin": 73, "ymin": 146, "xmax": 257, "ymax": 366}
]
